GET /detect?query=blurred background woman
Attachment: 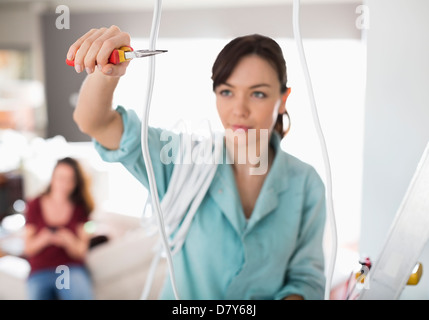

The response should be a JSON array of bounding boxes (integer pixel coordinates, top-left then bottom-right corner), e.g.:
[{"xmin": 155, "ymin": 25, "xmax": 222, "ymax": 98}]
[{"xmin": 24, "ymin": 157, "xmax": 95, "ymax": 300}]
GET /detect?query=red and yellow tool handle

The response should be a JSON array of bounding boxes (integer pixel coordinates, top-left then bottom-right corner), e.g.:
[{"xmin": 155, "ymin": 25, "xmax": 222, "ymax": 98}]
[{"xmin": 65, "ymin": 46, "xmax": 134, "ymax": 67}]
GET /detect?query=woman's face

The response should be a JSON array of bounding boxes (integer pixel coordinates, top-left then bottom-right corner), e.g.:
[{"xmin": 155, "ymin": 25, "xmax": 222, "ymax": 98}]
[
  {"xmin": 215, "ymin": 54, "xmax": 287, "ymax": 147},
  {"xmin": 50, "ymin": 163, "xmax": 76, "ymax": 197}
]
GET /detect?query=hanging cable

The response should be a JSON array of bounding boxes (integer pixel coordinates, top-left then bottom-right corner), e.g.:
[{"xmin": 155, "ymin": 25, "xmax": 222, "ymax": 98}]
[
  {"xmin": 292, "ymin": 0, "xmax": 338, "ymax": 300},
  {"xmin": 140, "ymin": 0, "xmax": 180, "ymax": 300},
  {"xmin": 139, "ymin": 5, "xmax": 222, "ymax": 295}
]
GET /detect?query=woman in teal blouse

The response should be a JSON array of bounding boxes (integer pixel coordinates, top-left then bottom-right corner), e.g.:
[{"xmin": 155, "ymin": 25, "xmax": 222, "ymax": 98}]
[{"xmin": 69, "ymin": 26, "xmax": 326, "ymax": 300}]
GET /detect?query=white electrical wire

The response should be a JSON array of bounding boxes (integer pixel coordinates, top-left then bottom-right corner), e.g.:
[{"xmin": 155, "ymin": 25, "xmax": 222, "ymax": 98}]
[
  {"xmin": 140, "ymin": 0, "xmax": 180, "ymax": 300},
  {"xmin": 138, "ymin": 1, "xmax": 224, "ymax": 301},
  {"xmin": 140, "ymin": 0, "xmax": 222, "ymax": 301},
  {"xmin": 292, "ymin": 0, "xmax": 338, "ymax": 300}
]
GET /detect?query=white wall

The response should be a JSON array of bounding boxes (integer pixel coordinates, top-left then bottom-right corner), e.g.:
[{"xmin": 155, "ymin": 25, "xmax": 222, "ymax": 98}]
[{"xmin": 360, "ymin": 0, "xmax": 429, "ymax": 299}]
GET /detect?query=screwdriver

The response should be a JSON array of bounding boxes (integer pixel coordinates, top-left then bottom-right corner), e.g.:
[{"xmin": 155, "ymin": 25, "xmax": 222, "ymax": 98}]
[{"xmin": 66, "ymin": 46, "xmax": 167, "ymax": 67}]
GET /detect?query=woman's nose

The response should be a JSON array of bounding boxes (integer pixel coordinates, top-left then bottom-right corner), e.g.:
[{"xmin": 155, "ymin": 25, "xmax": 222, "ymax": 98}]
[{"xmin": 232, "ymin": 96, "xmax": 249, "ymax": 118}]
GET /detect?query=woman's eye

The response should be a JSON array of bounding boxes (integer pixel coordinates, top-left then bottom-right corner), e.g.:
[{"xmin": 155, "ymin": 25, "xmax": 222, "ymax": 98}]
[
  {"xmin": 219, "ymin": 89, "xmax": 232, "ymax": 97},
  {"xmin": 252, "ymin": 91, "xmax": 267, "ymax": 98}
]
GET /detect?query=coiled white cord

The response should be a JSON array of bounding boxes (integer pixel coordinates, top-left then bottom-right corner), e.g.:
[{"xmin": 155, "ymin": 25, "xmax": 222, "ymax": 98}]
[
  {"xmin": 140, "ymin": 128, "xmax": 222, "ymax": 299},
  {"xmin": 292, "ymin": 0, "xmax": 338, "ymax": 300}
]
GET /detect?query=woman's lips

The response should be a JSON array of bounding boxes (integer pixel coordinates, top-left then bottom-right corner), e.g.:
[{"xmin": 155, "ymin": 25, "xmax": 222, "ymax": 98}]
[{"xmin": 231, "ymin": 125, "xmax": 251, "ymax": 132}]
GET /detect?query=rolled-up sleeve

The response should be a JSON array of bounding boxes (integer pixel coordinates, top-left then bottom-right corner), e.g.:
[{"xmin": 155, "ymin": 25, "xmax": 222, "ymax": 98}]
[
  {"xmin": 274, "ymin": 168, "xmax": 327, "ymax": 300},
  {"xmin": 93, "ymin": 105, "xmax": 178, "ymax": 199}
]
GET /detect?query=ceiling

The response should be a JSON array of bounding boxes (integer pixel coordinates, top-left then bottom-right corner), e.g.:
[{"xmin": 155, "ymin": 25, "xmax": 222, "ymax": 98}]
[{"xmin": 0, "ymin": 0, "xmax": 362, "ymax": 11}]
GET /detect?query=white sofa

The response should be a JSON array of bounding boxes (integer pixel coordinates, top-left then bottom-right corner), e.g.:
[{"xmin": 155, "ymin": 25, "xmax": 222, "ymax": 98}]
[{"xmin": 0, "ymin": 211, "xmax": 167, "ymax": 300}]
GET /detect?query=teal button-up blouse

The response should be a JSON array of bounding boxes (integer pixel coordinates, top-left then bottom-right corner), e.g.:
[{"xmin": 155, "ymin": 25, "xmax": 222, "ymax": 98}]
[{"xmin": 94, "ymin": 106, "xmax": 326, "ymax": 300}]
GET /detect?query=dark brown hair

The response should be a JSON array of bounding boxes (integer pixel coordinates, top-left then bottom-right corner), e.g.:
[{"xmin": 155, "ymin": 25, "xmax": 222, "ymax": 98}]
[
  {"xmin": 211, "ymin": 34, "xmax": 290, "ymax": 137},
  {"xmin": 45, "ymin": 157, "xmax": 94, "ymax": 217}
]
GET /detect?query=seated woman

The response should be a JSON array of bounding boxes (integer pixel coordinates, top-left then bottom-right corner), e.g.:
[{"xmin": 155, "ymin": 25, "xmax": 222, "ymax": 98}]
[{"xmin": 23, "ymin": 157, "xmax": 95, "ymax": 300}]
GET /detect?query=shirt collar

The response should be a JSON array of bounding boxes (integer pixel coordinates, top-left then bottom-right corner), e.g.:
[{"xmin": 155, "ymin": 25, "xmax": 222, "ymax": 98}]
[
  {"xmin": 208, "ymin": 131, "xmax": 290, "ymax": 234},
  {"xmin": 246, "ymin": 131, "xmax": 290, "ymax": 230}
]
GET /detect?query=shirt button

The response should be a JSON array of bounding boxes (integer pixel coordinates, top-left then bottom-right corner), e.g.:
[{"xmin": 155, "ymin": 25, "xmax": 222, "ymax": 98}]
[{"xmin": 218, "ymin": 189, "xmax": 223, "ymax": 194}]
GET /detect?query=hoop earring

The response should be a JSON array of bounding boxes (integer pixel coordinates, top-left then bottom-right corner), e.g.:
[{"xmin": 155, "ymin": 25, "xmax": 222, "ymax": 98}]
[{"xmin": 283, "ymin": 111, "xmax": 291, "ymax": 136}]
